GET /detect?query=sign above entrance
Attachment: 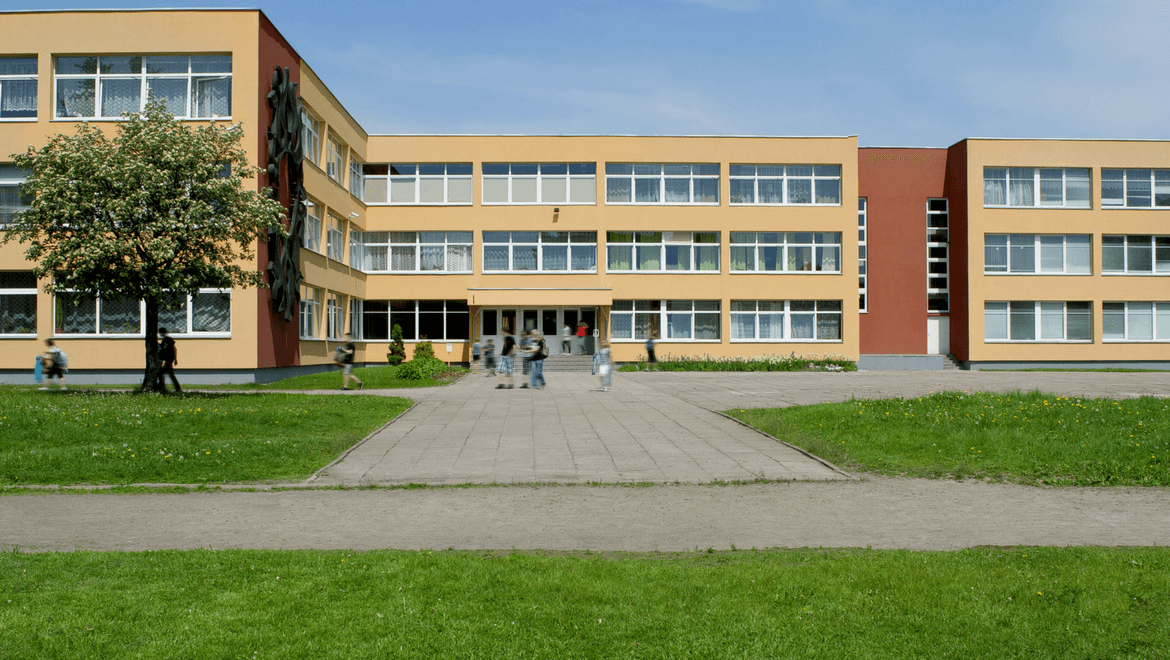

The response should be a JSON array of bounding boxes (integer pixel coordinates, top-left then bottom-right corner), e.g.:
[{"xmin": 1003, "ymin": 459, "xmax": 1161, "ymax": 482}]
[{"xmin": 467, "ymin": 288, "xmax": 613, "ymax": 307}]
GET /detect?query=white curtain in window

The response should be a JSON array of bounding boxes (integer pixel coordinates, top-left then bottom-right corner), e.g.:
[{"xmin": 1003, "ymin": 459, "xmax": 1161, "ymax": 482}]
[
  {"xmin": 101, "ymin": 78, "xmax": 140, "ymax": 117},
  {"xmin": 1, "ymin": 79, "xmax": 37, "ymax": 114},
  {"xmin": 420, "ymin": 246, "xmax": 445, "ymax": 271},
  {"xmin": 147, "ymin": 78, "xmax": 187, "ymax": 116},
  {"xmin": 446, "ymin": 245, "xmax": 472, "ymax": 271},
  {"xmin": 983, "ymin": 169, "xmax": 1007, "ymax": 205},
  {"xmin": 391, "ymin": 246, "xmax": 416, "ymax": 271},
  {"xmin": 1008, "ymin": 168, "xmax": 1034, "ymax": 206},
  {"xmin": 193, "ymin": 77, "xmax": 230, "ymax": 117}
]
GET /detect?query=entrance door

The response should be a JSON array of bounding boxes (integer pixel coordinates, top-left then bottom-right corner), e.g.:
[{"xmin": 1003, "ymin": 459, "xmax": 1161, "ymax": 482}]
[{"xmin": 478, "ymin": 307, "xmax": 597, "ymax": 355}]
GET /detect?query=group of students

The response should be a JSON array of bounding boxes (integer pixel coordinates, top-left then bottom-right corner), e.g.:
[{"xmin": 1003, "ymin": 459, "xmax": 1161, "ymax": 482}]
[{"xmin": 471, "ymin": 329, "xmax": 615, "ymax": 392}]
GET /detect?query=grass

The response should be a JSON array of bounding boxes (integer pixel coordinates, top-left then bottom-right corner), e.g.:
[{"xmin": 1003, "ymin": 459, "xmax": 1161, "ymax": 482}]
[
  {"xmin": 0, "ymin": 389, "xmax": 410, "ymax": 485},
  {"xmin": 728, "ymin": 390, "xmax": 1170, "ymax": 486},
  {"xmin": 193, "ymin": 364, "xmax": 466, "ymax": 390},
  {"xmin": 2, "ymin": 547, "xmax": 1167, "ymax": 659}
]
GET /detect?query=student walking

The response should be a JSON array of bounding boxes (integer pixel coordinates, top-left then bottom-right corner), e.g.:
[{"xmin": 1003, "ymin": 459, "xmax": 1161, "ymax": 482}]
[
  {"xmin": 528, "ymin": 332, "xmax": 548, "ymax": 390},
  {"xmin": 40, "ymin": 339, "xmax": 67, "ymax": 391},
  {"xmin": 593, "ymin": 339, "xmax": 613, "ymax": 391},
  {"xmin": 484, "ymin": 339, "xmax": 497, "ymax": 376},
  {"xmin": 518, "ymin": 330, "xmax": 532, "ymax": 386},
  {"xmin": 495, "ymin": 334, "xmax": 516, "ymax": 389},
  {"xmin": 576, "ymin": 320, "xmax": 588, "ymax": 354},
  {"xmin": 340, "ymin": 334, "xmax": 364, "ymax": 390},
  {"xmin": 561, "ymin": 323, "xmax": 572, "ymax": 355},
  {"xmin": 158, "ymin": 327, "xmax": 181, "ymax": 393},
  {"xmin": 471, "ymin": 338, "xmax": 481, "ymax": 373},
  {"xmin": 645, "ymin": 334, "xmax": 658, "ymax": 371}
]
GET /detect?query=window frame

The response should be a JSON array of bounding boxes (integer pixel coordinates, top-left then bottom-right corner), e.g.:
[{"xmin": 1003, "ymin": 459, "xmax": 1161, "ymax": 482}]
[
  {"xmin": 1101, "ymin": 169, "xmax": 1170, "ymax": 209},
  {"xmin": 299, "ymin": 285, "xmax": 322, "ymax": 340},
  {"xmin": 53, "ymin": 54, "xmax": 232, "ymax": 120},
  {"xmin": 983, "ymin": 301, "xmax": 1093, "ymax": 343},
  {"xmin": 0, "ymin": 56, "xmax": 38, "ymax": 121},
  {"xmin": 482, "ymin": 163, "xmax": 597, "ymax": 206},
  {"xmin": 983, "ymin": 234, "xmax": 1093, "ymax": 275},
  {"xmin": 982, "ymin": 167, "xmax": 1091, "ymax": 209},
  {"xmin": 483, "ymin": 231, "xmax": 598, "ymax": 274},
  {"xmin": 357, "ymin": 299, "xmax": 470, "ymax": 342},
  {"xmin": 0, "ymin": 271, "xmax": 37, "ymax": 336},
  {"xmin": 1102, "ymin": 301, "xmax": 1170, "ymax": 342},
  {"xmin": 604, "ymin": 163, "xmax": 720, "ymax": 206},
  {"xmin": 52, "ymin": 289, "xmax": 231, "ymax": 337},
  {"xmin": 609, "ymin": 299, "xmax": 722, "ymax": 342},
  {"xmin": 300, "ymin": 109, "xmax": 321, "ymax": 166},
  {"xmin": 0, "ymin": 164, "xmax": 32, "ymax": 225},
  {"xmin": 605, "ymin": 231, "xmax": 720, "ymax": 273},
  {"xmin": 729, "ymin": 300, "xmax": 844, "ymax": 343},
  {"xmin": 326, "ymin": 214, "xmax": 346, "ymax": 263},
  {"xmin": 326, "ymin": 293, "xmax": 344, "ymax": 341},
  {"xmin": 354, "ymin": 231, "xmax": 475, "ymax": 274},
  {"xmin": 1101, "ymin": 235, "xmax": 1170, "ymax": 275},
  {"xmin": 326, "ymin": 133, "xmax": 345, "ymax": 184},
  {"xmin": 927, "ymin": 198, "xmax": 949, "ymax": 313},
  {"xmin": 362, "ymin": 163, "xmax": 473, "ymax": 206},
  {"xmin": 303, "ymin": 201, "xmax": 322, "ymax": 254},
  {"xmin": 348, "ymin": 158, "xmax": 364, "ymax": 200},
  {"xmin": 728, "ymin": 164, "xmax": 842, "ymax": 206},
  {"xmin": 858, "ymin": 198, "xmax": 868, "ymax": 312},
  {"xmin": 728, "ymin": 231, "xmax": 841, "ymax": 274}
]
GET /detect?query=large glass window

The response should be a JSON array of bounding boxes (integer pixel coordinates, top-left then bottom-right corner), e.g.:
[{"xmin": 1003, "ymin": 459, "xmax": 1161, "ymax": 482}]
[
  {"xmin": 326, "ymin": 134, "xmax": 345, "ymax": 183},
  {"xmin": 0, "ymin": 56, "xmax": 37, "ymax": 119},
  {"xmin": 55, "ymin": 54, "xmax": 231, "ymax": 119},
  {"xmin": 484, "ymin": 231, "xmax": 597, "ymax": 272},
  {"xmin": 52, "ymin": 290, "xmax": 230, "ymax": 336},
  {"xmin": 0, "ymin": 164, "xmax": 32, "ymax": 224},
  {"xmin": 482, "ymin": 163, "xmax": 596, "ymax": 205},
  {"xmin": 1102, "ymin": 169, "xmax": 1170, "ymax": 208},
  {"xmin": 605, "ymin": 164, "xmax": 719, "ymax": 204},
  {"xmin": 348, "ymin": 159, "xmax": 364, "ymax": 199},
  {"xmin": 303, "ymin": 201, "xmax": 322, "ymax": 253},
  {"xmin": 356, "ymin": 299, "xmax": 469, "ymax": 341},
  {"xmin": 858, "ymin": 198, "xmax": 868, "ymax": 312},
  {"xmin": 157, "ymin": 289, "xmax": 231, "ymax": 335},
  {"xmin": 1102, "ymin": 235, "xmax": 1170, "ymax": 274},
  {"xmin": 0, "ymin": 271, "xmax": 36, "ymax": 335},
  {"xmin": 326, "ymin": 294, "xmax": 343, "ymax": 340},
  {"xmin": 610, "ymin": 300, "xmax": 721, "ymax": 341},
  {"xmin": 326, "ymin": 214, "xmax": 346, "ymax": 263},
  {"xmin": 984, "ymin": 301, "xmax": 1092, "ymax": 342},
  {"xmin": 299, "ymin": 285, "xmax": 321, "ymax": 339},
  {"xmin": 984, "ymin": 234, "xmax": 1092, "ymax": 274},
  {"xmin": 926, "ymin": 199, "xmax": 949, "ymax": 312},
  {"xmin": 728, "ymin": 232, "xmax": 840, "ymax": 273},
  {"xmin": 983, "ymin": 167, "xmax": 1090, "ymax": 208},
  {"xmin": 363, "ymin": 163, "xmax": 472, "ymax": 205},
  {"xmin": 352, "ymin": 231, "xmax": 473, "ymax": 273},
  {"xmin": 606, "ymin": 231, "xmax": 719, "ymax": 272},
  {"xmin": 730, "ymin": 300, "xmax": 843, "ymax": 342},
  {"xmin": 1103, "ymin": 302, "xmax": 1170, "ymax": 342},
  {"xmin": 301, "ymin": 109, "xmax": 320, "ymax": 166},
  {"xmin": 729, "ymin": 164, "xmax": 841, "ymax": 205}
]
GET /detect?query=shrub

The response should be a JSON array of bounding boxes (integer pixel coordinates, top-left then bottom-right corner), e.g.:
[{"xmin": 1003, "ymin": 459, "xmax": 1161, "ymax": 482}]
[
  {"xmin": 413, "ymin": 340, "xmax": 436, "ymax": 360},
  {"xmin": 387, "ymin": 324, "xmax": 406, "ymax": 366},
  {"xmin": 620, "ymin": 352, "xmax": 856, "ymax": 372},
  {"xmin": 396, "ymin": 356, "xmax": 448, "ymax": 381}
]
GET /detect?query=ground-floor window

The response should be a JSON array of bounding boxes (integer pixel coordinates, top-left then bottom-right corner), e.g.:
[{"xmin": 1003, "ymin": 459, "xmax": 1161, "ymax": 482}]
[
  {"xmin": 1103, "ymin": 302, "xmax": 1170, "ymax": 342},
  {"xmin": 610, "ymin": 300, "xmax": 721, "ymax": 341},
  {"xmin": 0, "ymin": 271, "xmax": 36, "ymax": 335},
  {"xmin": 53, "ymin": 289, "xmax": 231, "ymax": 336},
  {"xmin": 157, "ymin": 290, "xmax": 231, "ymax": 335},
  {"xmin": 984, "ymin": 301, "xmax": 1092, "ymax": 342},
  {"xmin": 358, "ymin": 299, "xmax": 469, "ymax": 341},
  {"xmin": 730, "ymin": 300, "xmax": 843, "ymax": 341}
]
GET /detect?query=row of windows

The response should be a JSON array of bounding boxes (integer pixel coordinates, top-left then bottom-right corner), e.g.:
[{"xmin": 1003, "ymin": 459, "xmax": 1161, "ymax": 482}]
[
  {"xmin": 985, "ymin": 301, "xmax": 1170, "ymax": 342},
  {"xmin": 609, "ymin": 300, "xmax": 843, "ymax": 342},
  {"xmin": 984, "ymin": 234, "xmax": 1170, "ymax": 275},
  {"xmin": 26, "ymin": 290, "xmax": 232, "ymax": 337},
  {"xmin": 983, "ymin": 167, "xmax": 1170, "ymax": 209}
]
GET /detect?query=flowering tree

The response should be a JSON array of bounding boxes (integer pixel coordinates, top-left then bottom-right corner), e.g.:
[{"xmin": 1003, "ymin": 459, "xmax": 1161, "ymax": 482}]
[{"xmin": 4, "ymin": 100, "xmax": 286, "ymax": 392}]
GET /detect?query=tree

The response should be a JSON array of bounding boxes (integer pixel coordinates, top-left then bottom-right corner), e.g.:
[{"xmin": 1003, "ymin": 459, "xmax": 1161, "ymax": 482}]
[{"xmin": 4, "ymin": 100, "xmax": 286, "ymax": 392}]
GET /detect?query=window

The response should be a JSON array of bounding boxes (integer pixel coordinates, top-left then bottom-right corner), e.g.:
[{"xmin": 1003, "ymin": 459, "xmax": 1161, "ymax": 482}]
[
  {"xmin": 984, "ymin": 301, "xmax": 1092, "ymax": 342},
  {"xmin": 0, "ymin": 271, "xmax": 36, "ymax": 335},
  {"xmin": 353, "ymin": 231, "xmax": 474, "ymax": 273},
  {"xmin": 326, "ymin": 214, "xmax": 345, "ymax": 262},
  {"xmin": 157, "ymin": 289, "xmax": 231, "ymax": 334},
  {"xmin": 301, "ymin": 109, "xmax": 320, "ymax": 165},
  {"xmin": 610, "ymin": 300, "xmax": 721, "ymax": 341},
  {"xmin": 326, "ymin": 134, "xmax": 345, "ymax": 183},
  {"xmin": 55, "ymin": 54, "xmax": 231, "ymax": 119},
  {"xmin": 0, "ymin": 56, "xmax": 37, "ymax": 119},
  {"xmin": 357, "ymin": 299, "xmax": 469, "ymax": 341},
  {"xmin": 983, "ymin": 167, "xmax": 1090, "ymax": 208},
  {"xmin": 484, "ymin": 231, "xmax": 598, "ymax": 273},
  {"xmin": 326, "ymin": 293, "xmax": 343, "ymax": 340},
  {"xmin": 927, "ymin": 199, "xmax": 949, "ymax": 312},
  {"xmin": 730, "ymin": 300, "xmax": 843, "ymax": 341},
  {"xmin": 729, "ymin": 164, "xmax": 841, "ymax": 205},
  {"xmin": 299, "ymin": 285, "xmax": 321, "ymax": 339},
  {"xmin": 605, "ymin": 164, "xmax": 719, "ymax": 204},
  {"xmin": 348, "ymin": 298, "xmax": 362, "ymax": 341},
  {"xmin": 728, "ymin": 232, "xmax": 840, "ymax": 273},
  {"xmin": 984, "ymin": 234, "xmax": 1091, "ymax": 274},
  {"xmin": 1102, "ymin": 169, "xmax": 1170, "ymax": 208},
  {"xmin": 54, "ymin": 292, "xmax": 140, "ymax": 335},
  {"xmin": 348, "ymin": 159, "xmax": 364, "ymax": 199},
  {"xmin": 606, "ymin": 231, "xmax": 719, "ymax": 272},
  {"xmin": 483, "ymin": 163, "xmax": 596, "ymax": 205},
  {"xmin": 363, "ymin": 163, "xmax": 472, "ymax": 205},
  {"xmin": 1103, "ymin": 302, "xmax": 1170, "ymax": 342},
  {"xmin": 0, "ymin": 164, "xmax": 32, "ymax": 224},
  {"xmin": 858, "ymin": 198, "xmax": 868, "ymax": 311},
  {"xmin": 303, "ymin": 201, "xmax": 322, "ymax": 253},
  {"xmin": 1102, "ymin": 235, "xmax": 1170, "ymax": 274}
]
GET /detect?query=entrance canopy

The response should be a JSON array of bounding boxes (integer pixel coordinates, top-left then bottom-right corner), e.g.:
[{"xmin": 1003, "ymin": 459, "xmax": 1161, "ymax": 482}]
[{"xmin": 467, "ymin": 288, "xmax": 613, "ymax": 307}]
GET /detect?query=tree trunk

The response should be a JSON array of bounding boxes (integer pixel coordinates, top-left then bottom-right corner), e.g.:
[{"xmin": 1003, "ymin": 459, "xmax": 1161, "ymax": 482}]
[{"xmin": 142, "ymin": 297, "xmax": 164, "ymax": 392}]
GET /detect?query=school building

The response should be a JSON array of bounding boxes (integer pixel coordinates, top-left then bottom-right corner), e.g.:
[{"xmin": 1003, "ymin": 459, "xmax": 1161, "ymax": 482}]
[{"xmin": 1, "ymin": 9, "xmax": 1167, "ymax": 382}]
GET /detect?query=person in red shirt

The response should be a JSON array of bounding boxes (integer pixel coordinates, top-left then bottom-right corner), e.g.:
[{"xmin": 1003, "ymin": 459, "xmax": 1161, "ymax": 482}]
[{"xmin": 576, "ymin": 320, "xmax": 588, "ymax": 354}]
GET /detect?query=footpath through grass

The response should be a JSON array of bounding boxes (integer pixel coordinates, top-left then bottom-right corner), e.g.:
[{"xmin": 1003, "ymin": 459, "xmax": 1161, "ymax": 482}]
[
  {"xmin": 0, "ymin": 389, "xmax": 409, "ymax": 485},
  {"xmin": 729, "ymin": 391, "xmax": 1170, "ymax": 486},
  {"xmin": 2, "ymin": 547, "xmax": 1167, "ymax": 659}
]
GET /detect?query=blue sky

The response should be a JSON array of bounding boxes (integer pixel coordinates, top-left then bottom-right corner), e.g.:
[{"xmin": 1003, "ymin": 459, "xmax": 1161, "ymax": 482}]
[{"xmin": 4, "ymin": 0, "xmax": 1168, "ymax": 145}]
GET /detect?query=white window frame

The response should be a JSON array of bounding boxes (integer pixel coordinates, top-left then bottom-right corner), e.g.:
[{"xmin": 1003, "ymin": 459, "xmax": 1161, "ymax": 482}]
[
  {"xmin": 326, "ymin": 293, "xmax": 344, "ymax": 340},
  {"xmin": 729, "ymin": 300, "xmax": 844, "ymax": 342},
  {"xmin": 609, "ymin": 300, "xmax": 722, "ymax": 342},
  {"xmin": 52, "ymin": 289, "xmax": 230, "ymax": 337},
  {"xmin": 481, "ymin": 163, "xmax": 596, "ymax": 205},
  {"xmin": 983, "ymin": 301, "xmax": 1093, "ymax": 343},
  {"xmin": 728, "ymin": 232, "xmax": 841, "ymax": 274},
  {"xmin": 728, "ymin": 164, "xmax": 842, "ymax": 206},
  {"xmin": 1101, "ymin": 169, "xmax": 1170, "ymax": 209},
  {"xmin": 1103, "ymin": 302, "xmax": 1170, "ymax": 342},
  {"xmin": 366, "ymin": 299, "xmax": 470, "ymax": 342},
  {"xmin": 0, "ymin": 164, "xmax": 31, "ymax": 224},
  {"xmin": 364, "ymin": 163, "xmax": 473, "ymax": 205},
  {"xmin": 326, "ymin": 134, "xmax": 345, "ymax": 184},
  {"xmin": 0, "ymin": 271, "xmax": 37, "ymax": 336},
  {"xmin": 604, "ymin": 164, "xmax": 720, "ymax": 205},
  {"xmin": 157, "ymin": 289, "xmax": 232, "ymax": 336},
  {"xmin": 605, "ymin": 231, "xmax": 720, "ymax": 273},
  {"xmin": 483, "ymin": 231, "xmax": 598, "ymax": 273},
  {"xmin": 348, "ymin": 298, "xmax": 363, "ymax": 340},
  {"xmin": 53, "ymin": 54, "xmax": 232, "ymax": 120},
  {"xmin": 858, "ymin": 198, "xmax": 868, "ymax": 312},
  {"xmin": 354, "ymin": 231, "xmax": 474, "ymax": 274},
  {"xmin": 348, "ymin": 158, "xmax": 364, "ymax": 199},
  {"xmin": 300, "ymin": 109, "xmax": 320, "ymax": 166},
  {"xmin": 1102, "ymin": 235, "xmax": 1170, "ymax": 275},
  {"xmin": 984, "ymin": 234, "xmax": 1092, "ymax": 275},
  {"xmin": 326, "ymin": 214, "xmax": 345, "ymax": 263},
  {"xmin": 299, "ymin": 285, "xmax": 321, "ymax": 340},
  {"xmin": 0, "ymin": 56, "xmax": 38, "ymax": 121},
  {"xmin": 982, "ymin": 167, "xmax": 1091, "ymax": 209},
  {"xmin": 303, "ymin": 201, "xmax": 322, "ymax": 253},
  {"xmin": 927, "ymin": 199, "xmax": 949, "ymax": 313}
]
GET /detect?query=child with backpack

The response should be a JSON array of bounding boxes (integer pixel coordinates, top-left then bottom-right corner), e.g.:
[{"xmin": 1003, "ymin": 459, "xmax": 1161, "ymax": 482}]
[{"xmin": 40, "ymin": 339, "xmax": 68, "ymax": 391}]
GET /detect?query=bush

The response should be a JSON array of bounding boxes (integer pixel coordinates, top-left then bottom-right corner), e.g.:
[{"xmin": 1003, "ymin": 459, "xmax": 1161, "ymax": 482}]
[
  {"xmin": 413, "ymin": 340, "xmax": 436, "ymax": 360},
  {"xmin": 619, "ymin": 352, "xmax": 856, "ymax": 372},
  {"xmin": 387, "ymin": 324, "xmax": 406, "ymax": 366},
  {"xmin": 396, "ymin": 356, "xmax": 448, "ymax": 380}
]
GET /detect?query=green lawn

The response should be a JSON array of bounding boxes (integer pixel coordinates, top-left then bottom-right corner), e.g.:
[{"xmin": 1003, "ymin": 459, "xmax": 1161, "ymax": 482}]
[
  {"xmin": 728, "ymin": 391, "xmax": 1170, "ymax": 486},
  {"xmin": 194, "ymin": 364, "xmax": 465, "ymax": 390},
  {"xmin": 0, "ymin": 389, "xmax": 409, "ymax": 485},
  {"xmin": 2, "ymin": 547, "xmax": 1167, "ymax": 659}
]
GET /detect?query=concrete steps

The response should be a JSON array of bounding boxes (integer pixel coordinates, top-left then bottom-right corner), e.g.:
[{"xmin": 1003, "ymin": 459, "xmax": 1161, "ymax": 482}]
[
  {"xmin": 942, "ymin": 354, "xmax": 965, "ymax": 370},
  {"xmin": 540, "ymin": 354, "xmax": 597, "ymax": 372}
]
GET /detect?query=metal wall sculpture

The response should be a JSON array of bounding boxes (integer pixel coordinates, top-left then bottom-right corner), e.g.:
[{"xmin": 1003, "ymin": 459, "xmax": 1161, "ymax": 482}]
[{"xmin": 265, "ymin": 66, "xmax": 307, "ymax": 322}]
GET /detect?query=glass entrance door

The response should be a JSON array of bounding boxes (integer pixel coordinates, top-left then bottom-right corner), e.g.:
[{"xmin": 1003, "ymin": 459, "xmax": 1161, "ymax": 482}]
[{"xmin": 478, "ymin": 307, "xmax": 597, "ymax": 355}]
